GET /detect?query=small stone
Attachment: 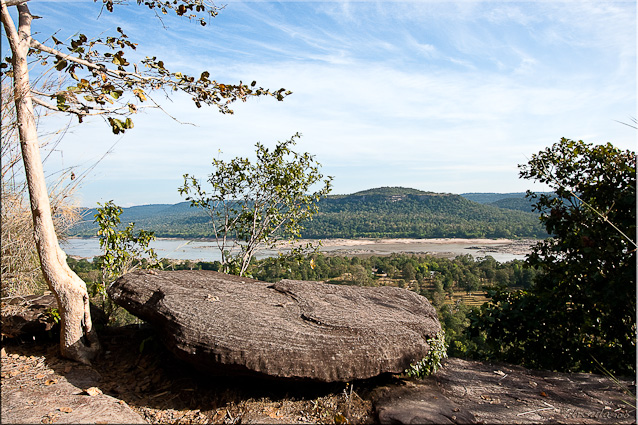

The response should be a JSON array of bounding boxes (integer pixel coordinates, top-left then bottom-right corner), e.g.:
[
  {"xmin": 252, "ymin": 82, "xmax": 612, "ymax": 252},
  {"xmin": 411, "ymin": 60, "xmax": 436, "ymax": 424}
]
[{"xmin": 84, "ymin": 387, "xmax": 103, "ymax": 396}]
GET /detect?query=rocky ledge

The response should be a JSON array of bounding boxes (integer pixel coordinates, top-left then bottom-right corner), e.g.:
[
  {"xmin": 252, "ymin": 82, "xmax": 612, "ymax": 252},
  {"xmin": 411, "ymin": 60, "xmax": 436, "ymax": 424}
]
[{"xmin": 107, "ymin": 270, "xmax": 441, "ymax": 382}]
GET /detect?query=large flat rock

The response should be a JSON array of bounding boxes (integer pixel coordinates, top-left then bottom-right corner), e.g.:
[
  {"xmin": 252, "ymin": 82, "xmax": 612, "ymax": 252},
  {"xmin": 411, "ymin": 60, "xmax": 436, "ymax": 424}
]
[
  {"xmin": 372, "ymin": 358, "xmax": 636, "ymax": 424},
  {"xmin": 108, "ymin": 270, "xmax": 441, "ymax": 382}
]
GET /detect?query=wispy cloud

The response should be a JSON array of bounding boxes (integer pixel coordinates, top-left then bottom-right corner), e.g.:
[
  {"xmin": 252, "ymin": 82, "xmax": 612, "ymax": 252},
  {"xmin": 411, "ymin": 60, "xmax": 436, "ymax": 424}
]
[{"xmin": 20, "ymin": 0, "xmax": 636, "ymax": 206}]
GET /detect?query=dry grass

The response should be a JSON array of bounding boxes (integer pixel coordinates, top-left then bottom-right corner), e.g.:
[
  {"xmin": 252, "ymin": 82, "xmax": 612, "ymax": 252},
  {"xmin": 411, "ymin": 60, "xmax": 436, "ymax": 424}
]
[
  {"xmin": 1, "ymin": 190, "xmax": 46, "ymax": 297},
  {"xmin": 1, "ymin": 184, "xmax": 82, "ymax": 297}
]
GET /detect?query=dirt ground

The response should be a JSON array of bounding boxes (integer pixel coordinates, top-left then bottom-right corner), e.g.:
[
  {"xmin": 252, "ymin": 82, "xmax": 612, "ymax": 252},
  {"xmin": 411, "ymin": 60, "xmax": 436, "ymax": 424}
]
[
  {"xmin": 2, "ymin": 325, "xmax": 635, "ymax": 424},
  {"xmin": 2, "ymin": 325, "xmax": 375, "ymax": 424}
]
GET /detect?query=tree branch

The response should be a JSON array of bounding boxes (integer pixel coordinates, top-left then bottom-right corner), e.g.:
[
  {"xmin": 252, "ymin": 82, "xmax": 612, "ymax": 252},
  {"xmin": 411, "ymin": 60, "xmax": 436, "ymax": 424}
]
[
  {"xmin": 2, "ymin": 0, "xmax": 29, "ymax": 7},
  {"xmin": 30, "ymin": 39, "xmax": 138, "ymax": 81},
  {"xmin": 30, "ymin": 95, "xmax": 132, "ymax": 116},
  {"xmin": 0, "ymin": 1, "xmax": 21, "ymax": 52}
]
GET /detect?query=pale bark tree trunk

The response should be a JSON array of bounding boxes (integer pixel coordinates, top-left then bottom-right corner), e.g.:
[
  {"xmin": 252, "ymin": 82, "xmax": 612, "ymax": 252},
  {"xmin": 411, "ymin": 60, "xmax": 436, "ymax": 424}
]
[{"xmin": 1, "ymin": 1, "xmax": 100, "ymax": 363}]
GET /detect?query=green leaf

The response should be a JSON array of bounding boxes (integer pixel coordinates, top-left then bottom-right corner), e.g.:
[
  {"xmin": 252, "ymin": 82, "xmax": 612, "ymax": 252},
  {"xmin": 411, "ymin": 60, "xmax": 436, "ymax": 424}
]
[
  {"xmin": 54, "ymin": 59, "xmax": 67, "ymax": 71},
  {"xmin": 56, "ymin": 94, "xmax": 69, "ymax": 111}
]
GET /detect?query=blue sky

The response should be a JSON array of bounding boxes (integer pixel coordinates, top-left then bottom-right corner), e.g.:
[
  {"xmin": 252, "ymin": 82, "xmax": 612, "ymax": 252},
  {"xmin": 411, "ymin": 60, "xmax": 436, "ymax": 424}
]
[{"xmin": 6, "ymin": 0, "xmax": 637, "ymax": 207}]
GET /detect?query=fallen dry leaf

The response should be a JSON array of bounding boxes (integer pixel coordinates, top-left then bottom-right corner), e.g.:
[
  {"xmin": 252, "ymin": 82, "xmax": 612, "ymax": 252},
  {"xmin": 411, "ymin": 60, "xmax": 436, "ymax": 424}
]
[
  {"xmin": 42, "ymin": 412, "xmax": 59, "ymax": 424},
  {"xmin": 44, "ymin": 379, "xmax": 58, "ymax": 386},
  {"xmin": 84, "ymin": 387, "xmax": 103, "ymax": 396},
  {"xmin": 335, "ymin": 413, "xmax": 349, "ymax": 424},
  {"xmin": 540, "ymin": 391, "xmax": 548, "ymax": 397},
  {"xmin": 59, "ymin": 406, "xmax": 73, "ymax": 413}
]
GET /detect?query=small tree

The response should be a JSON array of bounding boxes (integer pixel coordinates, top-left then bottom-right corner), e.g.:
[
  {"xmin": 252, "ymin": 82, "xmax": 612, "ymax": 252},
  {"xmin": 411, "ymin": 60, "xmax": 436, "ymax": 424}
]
[
  {"xmin": 92, "ymin": 201, "xmax": 158, "ymax": 321},
  {"xmin": 179, "ymin": 133, "xmax": 332, "ymax": 276},
  {"xmin": 472, "ymin": 138, "xmax": 636, "ymax": 375}
]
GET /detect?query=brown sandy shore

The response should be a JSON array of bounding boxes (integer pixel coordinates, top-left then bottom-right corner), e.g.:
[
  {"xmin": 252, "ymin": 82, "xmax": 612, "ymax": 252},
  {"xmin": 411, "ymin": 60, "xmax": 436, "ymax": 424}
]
[{"xmin": 266, "ymin": 238, "xmax": 537, "ymax": 259}]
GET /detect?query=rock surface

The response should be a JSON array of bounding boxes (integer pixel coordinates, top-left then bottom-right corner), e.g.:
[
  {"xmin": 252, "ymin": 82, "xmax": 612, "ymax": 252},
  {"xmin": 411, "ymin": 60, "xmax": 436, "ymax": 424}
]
[
  {"xmin": 108, "ymin": 269, "xmax": 441, "ymax": 382},
  {"xmin": 1, "ymin": 345, "xmax": 146, "ymax": 424},
  {"xmin": 374, "ymin": 383, "xmax": 477, "ymax": 424},
  {"xmin": 1, "ymin": 293, "xmax": 106, "ymax": 339},
  {"xmin": 373, "ymin": 357, "xmax": 636, "ymax": 424}
]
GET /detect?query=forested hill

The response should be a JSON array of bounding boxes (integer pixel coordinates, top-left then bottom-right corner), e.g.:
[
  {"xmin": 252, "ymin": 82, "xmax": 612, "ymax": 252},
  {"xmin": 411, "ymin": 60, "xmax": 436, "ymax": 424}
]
[
  {"xmin": 303, "ymin": 187, "xmax": 545, "ymax": 238},
  {"xmin": 69, "ymin": 187, "xmax": 547, "ymax": 239}
]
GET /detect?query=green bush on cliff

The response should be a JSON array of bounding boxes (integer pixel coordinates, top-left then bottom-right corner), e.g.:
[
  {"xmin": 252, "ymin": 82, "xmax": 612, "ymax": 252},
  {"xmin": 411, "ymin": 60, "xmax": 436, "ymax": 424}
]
[{"xmin": 405, "ymin": 331, "xmax": 448, "ymax": 378}]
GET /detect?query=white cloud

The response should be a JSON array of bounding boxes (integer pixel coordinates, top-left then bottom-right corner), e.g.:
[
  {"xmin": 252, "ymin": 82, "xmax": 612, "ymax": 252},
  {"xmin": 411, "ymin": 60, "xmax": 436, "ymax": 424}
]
[{"xmin": 17, "ymin": 0, "xmax": 635, "ymax": 206}]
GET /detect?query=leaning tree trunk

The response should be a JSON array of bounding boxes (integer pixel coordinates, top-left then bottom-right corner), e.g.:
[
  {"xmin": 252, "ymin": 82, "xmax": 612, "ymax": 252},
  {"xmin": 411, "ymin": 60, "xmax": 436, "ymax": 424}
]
[{"xmin": 1, "ymin": 1, "xmax": 100, "ymax": 363}]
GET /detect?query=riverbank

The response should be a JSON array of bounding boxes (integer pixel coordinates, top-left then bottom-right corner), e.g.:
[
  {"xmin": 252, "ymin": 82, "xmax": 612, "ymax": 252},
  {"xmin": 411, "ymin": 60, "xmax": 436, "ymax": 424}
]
[
  {"xmin": 266, "ymin": 238, "xmax": 536, "ymax": 262},
  {"xmin": 63, "ymin": 237, "xmax": 537, "ymax": 263}
]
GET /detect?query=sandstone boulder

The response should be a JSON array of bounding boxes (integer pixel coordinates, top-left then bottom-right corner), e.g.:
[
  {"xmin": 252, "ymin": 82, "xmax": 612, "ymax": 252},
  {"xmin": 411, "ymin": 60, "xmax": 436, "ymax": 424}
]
[{"xmin": 108, "ymin": 269, "xmax": 441, "ymax": 382}]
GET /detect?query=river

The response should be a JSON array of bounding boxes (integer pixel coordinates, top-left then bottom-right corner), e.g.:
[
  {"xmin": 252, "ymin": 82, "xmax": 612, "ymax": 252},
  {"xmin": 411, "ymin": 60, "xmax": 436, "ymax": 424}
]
[{"xmin": 61, "ymin": 237, "xmax": 534, "ymax": 263}]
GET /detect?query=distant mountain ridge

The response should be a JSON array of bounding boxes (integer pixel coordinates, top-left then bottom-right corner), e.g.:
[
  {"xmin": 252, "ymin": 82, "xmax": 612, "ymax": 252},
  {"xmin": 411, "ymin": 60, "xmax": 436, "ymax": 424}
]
[
  {"xmin": 460, "ymin": 191, "xmax": 553, "ymax": 212},
  {"xmin": 70, "ymin": 187, "xmax": 547, "ymax": 239},
  {"xmin": 460, "ymin": 192, "xmax": 529, "ymax": 204}
]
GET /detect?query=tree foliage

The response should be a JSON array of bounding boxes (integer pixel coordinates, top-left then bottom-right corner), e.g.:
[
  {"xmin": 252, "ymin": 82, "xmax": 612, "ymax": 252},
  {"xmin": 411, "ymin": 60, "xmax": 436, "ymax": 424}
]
[
  {"xmin": 179, "ymin": 133, "xmax": 333, "ymax": 276},
  {"xmin": 2, "ymin": 0, "xmax": 289, "ymax": 134},
  {"xmin": 471, "ymin": 138, "xmax": 636, "ymax": 375}
]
